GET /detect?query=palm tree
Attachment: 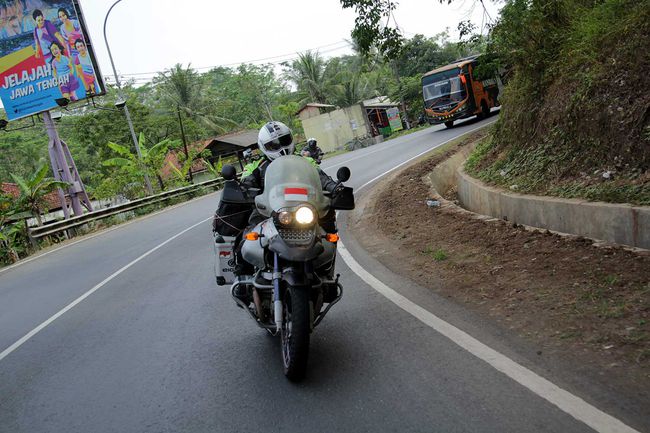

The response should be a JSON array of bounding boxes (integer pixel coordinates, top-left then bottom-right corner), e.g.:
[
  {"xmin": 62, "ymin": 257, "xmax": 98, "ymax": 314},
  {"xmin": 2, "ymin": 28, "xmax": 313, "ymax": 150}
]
[
  {"xmin": 284, "ymin": 51, "xmax": 330, "ymax": 104},
  {"xmin": 11, "ymin": 165, "xmax": 69, "ymax": 226},
  {"xmin": 154, "ymin": 64, "xmax": 235, "ymax": 134}
]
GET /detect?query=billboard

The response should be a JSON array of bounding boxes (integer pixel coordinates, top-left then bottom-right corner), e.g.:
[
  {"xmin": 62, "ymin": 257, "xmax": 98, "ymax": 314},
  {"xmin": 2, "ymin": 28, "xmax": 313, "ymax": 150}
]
[
  {"xmin": 386, "ymin": 107, "xmax": 403, "ymax": 132},
  {"xmin": 0, "ymin": 0, "xmax": 105, "ymax": 121}
]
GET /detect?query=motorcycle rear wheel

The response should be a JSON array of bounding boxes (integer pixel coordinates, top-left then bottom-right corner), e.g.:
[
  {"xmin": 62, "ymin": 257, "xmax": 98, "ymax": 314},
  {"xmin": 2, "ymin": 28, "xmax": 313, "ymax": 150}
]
[{"xmin": 281, "ymin": 286, "xmax": 310, "ymax": 381}]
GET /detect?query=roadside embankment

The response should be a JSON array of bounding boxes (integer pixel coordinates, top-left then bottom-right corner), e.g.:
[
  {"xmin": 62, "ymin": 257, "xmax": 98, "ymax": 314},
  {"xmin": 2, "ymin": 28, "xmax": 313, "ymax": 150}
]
[{"xmin": 348, "ymin": 129, "xmax": 649, "ymax": 401}]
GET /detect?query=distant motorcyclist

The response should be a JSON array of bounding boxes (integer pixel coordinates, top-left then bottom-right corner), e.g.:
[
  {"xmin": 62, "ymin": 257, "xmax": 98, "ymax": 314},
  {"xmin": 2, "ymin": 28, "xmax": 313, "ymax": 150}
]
[{"xmin": 300, "ymin": 137, "xmax": 324, "ymax": 164}]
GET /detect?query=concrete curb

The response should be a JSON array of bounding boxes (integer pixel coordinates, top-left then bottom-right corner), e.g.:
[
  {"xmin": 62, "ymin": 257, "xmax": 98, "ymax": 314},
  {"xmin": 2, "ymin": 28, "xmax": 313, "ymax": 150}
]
[{"xmin": 427, "ymin": 146, "xmax": 650, "ymax": 250}]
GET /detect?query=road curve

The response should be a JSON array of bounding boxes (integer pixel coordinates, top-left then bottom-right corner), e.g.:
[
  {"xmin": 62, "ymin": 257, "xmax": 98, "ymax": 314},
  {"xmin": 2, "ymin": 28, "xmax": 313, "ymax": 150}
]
[{"xmin": 0, "ymin": 114, "xmax": 645, "ymax": 433}]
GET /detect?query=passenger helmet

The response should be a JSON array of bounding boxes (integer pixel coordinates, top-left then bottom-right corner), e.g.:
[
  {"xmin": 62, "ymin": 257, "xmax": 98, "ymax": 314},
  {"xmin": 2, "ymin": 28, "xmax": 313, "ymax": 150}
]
[
  {"xmin": 306, "ymin": 137, "xmax": 317, "ymax": 148},
  {"xmin": 257, "ymin": 121, "xmax": 294, "ymax": 160}
]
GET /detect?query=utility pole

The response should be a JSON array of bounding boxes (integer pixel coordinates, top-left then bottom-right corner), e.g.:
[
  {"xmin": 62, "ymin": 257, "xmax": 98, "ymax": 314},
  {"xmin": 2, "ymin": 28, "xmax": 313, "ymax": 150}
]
[
  {"xmin": 103, "ymin": 0, "xmax": 153, "ymax": 195},
  {"xmin": 177, "ymin": 105, "xmax": 193, "ymax": 183}
]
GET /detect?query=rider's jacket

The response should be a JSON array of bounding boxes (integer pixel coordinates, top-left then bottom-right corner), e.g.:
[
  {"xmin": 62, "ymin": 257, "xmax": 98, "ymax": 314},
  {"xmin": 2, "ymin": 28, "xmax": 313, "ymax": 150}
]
[{"xmin": 241, "ymin": 156, "xmax": 337, "ymax": 193}]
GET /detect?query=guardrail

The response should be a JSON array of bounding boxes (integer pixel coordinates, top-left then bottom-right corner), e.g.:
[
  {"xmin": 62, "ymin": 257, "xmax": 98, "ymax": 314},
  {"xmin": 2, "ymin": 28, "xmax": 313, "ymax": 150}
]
[{"xmin": 29, "ymin": 177, "xmax": 224, "ymax": 239}]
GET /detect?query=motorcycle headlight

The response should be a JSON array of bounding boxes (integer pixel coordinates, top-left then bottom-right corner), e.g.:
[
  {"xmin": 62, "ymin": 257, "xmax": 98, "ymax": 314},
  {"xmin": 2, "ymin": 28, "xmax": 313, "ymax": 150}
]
[
  {"xmin": 295, "ymin": 206, "xmax": 315, "ymax": 225},
  {"xmin": 278, "ymin": 211, "xmax": 292, "ymax": 225}
]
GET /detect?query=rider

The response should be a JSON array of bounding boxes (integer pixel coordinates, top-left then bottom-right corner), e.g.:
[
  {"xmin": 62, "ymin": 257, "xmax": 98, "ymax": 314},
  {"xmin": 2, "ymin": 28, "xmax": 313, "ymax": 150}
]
[
  {"xmin": 300, "ymin": 137, "xmax": 324, "ymax": 163},
  {"xmin": 231, "ymin": 121, "xmax": 340, "ymax": 276},
  {"xmin": 241, "ymin": 122, "xmax": 339, "ymax": 224}
]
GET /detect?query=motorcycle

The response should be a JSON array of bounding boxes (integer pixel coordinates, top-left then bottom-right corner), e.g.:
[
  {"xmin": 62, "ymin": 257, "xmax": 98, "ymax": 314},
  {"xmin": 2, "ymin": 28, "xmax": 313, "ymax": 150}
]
[
  {"xmin": 214, "ymin": 155, "xmax": 354, "ymax": 381},
  {"xmin": 300, "ymin": 146, "xmax": 324, "ymax": 164}
]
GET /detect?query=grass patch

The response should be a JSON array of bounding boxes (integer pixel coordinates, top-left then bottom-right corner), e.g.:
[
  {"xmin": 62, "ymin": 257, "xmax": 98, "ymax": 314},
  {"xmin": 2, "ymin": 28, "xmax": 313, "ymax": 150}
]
[{"xmin": 422, "ymin": 246, "xmax": 449, "ymax": 261}]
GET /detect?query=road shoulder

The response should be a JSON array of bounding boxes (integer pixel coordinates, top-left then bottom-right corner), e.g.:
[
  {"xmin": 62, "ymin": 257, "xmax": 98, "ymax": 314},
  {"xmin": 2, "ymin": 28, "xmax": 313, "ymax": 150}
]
[{"xmin": 342, "ymin": 131, "xmax": 650, "ymax": 431}]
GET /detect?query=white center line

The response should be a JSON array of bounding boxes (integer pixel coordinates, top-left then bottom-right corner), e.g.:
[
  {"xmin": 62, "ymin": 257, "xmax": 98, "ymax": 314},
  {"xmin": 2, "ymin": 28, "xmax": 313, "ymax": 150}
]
[{"xmin": 0, "ymin": 217, "xmax": 211, "ymax": 363}]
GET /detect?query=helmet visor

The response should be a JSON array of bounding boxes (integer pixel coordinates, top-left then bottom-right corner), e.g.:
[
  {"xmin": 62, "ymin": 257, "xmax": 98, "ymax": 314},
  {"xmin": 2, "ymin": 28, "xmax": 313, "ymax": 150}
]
[{"xmin": 265, "ymin": 133, "xmax": 293, "ymax": 151}]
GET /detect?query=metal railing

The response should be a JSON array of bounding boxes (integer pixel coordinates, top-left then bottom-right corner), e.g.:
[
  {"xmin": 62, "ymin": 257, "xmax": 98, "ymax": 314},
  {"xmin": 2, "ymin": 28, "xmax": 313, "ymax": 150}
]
[{"xmin": 29, "ymin": 177, "xmax": 224, "ymax": 239}]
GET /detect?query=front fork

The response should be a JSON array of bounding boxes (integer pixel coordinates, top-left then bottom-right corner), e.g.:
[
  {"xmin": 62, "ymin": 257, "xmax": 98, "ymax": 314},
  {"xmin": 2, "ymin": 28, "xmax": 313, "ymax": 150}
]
[{"xmin": 273, "ymin": 253, "xmax": 283, "ymax": 332}]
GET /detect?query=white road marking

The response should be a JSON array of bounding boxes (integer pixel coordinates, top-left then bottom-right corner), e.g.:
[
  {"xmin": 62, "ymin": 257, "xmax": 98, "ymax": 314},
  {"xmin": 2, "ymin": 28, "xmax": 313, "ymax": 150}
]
[
  {"xmin": 356, "ymin": 121, "xmax": 496, "ymax": 193},
  {"xmin": 0, "ymin": 217, "xmax": 211, "ymax": 363},
  {"xmin": 324, "ymin": 124, "xmax": 443, "ymax": 170},
  {"xmin": 338, "ymin": 244, "xmax": 639, "ymax": 433},
  {"xmin": 338, "ymin": 119, "xmax": 640, "ymax": 433},
  {"xmin": 0, "ymin": 192, "xmax": 219, "ymax": 275}
]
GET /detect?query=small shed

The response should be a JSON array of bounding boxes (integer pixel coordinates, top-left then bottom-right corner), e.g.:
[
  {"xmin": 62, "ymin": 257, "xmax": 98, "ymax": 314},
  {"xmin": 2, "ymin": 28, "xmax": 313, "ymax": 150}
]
[
  {"xmin": 161, "ymin": 129, "xmax": 258, "ymax": 180},
  {"xmin": 361, "ymin": 97, "xmax": 400, "ymax": 136}
]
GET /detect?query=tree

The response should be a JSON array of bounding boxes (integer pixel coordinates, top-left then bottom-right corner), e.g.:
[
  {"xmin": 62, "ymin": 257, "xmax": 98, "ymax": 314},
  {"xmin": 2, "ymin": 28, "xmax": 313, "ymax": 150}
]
[
  {"xmin": 10, "ymin": 164, "xmax": 69, "ymax": 226},
  {"xmin": 154, "ymin": 64, "xmax": 235, "ymax": 134},
  {"xmin": 0, "ymin": 192, "xmax": 20, "ymax": 263},
  {"xmin": 340, "ymin": 0, "xmax": 483, "ymax": 59},
  {"xmin": 283, "ymin": 51, "xmax": 331, "ymax": 104},
  {"xmin": 101, "ymin": 133, "xmax": 179, "ymax": 198}
]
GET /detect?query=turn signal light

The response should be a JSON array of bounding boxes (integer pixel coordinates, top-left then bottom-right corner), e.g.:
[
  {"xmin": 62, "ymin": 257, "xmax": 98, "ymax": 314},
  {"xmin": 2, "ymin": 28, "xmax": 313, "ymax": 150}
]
[
  {"xmin": 325, "ymin": 233, "xmax": 339, "ymax": 243},
  {"xmin": 245, "ymin": 232, "xmax": 260, "ymax": 241}
]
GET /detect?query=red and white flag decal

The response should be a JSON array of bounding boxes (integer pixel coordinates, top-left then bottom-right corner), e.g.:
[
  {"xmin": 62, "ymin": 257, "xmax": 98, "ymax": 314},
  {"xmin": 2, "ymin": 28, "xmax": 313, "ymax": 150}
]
[{"xmin": 284, "ymin": 187, "xmax": 309, "ymax": 201}]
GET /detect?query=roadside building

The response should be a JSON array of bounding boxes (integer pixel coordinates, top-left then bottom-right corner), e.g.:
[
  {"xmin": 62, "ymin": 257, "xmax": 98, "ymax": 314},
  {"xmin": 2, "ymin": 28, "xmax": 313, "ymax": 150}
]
[
  {"xmin": 161, "ymin": 129, "xmax": 258, "ymax": 183},
  {"xmin": 297, "ymin": 97, "xmax": 402, "ymax": 152}
]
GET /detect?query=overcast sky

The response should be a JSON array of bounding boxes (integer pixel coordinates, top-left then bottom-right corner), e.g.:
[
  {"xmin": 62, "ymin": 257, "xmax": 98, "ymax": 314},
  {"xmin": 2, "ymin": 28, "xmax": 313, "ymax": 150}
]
[{"xmin": 79, "ymin": 0, "xmax": 500, "ymax": 84}]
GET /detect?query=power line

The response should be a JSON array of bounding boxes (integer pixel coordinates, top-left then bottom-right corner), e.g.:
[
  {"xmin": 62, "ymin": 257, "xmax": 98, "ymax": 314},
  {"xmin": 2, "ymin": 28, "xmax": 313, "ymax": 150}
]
[
  {"xmin": 104, "ymin": 41, "xmax": 354, "ymax": 84},
  {"xmin": 114, "ymin": 40, "xmax": 352, "ymax": 78}
]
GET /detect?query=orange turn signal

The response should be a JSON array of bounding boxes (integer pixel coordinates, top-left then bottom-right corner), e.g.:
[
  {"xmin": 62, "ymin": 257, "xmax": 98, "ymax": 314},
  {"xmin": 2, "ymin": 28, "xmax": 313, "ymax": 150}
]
[
  {"xmin": 245, "ymin": 232, "xmax": 260, "ymax": 241},
  {"xmin": 325, "ymin": 233, "xmax": 339, "ymax": 243}
]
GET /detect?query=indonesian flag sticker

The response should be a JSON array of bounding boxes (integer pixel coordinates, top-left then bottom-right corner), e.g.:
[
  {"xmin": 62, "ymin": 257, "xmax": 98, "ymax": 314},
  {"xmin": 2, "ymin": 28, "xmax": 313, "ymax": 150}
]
[{"xmin": 284, "ymin": 187, "xmax": 309, "ymax": 201}]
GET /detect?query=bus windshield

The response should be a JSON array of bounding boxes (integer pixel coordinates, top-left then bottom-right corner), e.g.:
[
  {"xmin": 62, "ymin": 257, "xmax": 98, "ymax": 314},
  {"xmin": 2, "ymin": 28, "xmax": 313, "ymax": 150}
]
[{"xmin": 422, "ymin": 68, "xmax": 466, "ymax": 106}]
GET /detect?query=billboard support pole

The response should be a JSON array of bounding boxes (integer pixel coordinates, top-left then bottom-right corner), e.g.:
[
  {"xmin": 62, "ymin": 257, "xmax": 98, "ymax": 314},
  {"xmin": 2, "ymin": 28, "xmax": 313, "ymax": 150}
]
[
  {"xmin": 103, "ymin": 0, "xmax": 153, "ymax": 195},
  {"xmin": 43, "ymin": 111, "xmax": 92, "ymax": 218}
]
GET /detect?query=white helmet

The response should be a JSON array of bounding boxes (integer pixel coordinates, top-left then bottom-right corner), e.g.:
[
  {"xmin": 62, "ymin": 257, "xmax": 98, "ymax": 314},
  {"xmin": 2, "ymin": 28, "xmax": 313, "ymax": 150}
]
[{"xmin": 257, "ymin": 121, "xmax": 294, "ymax": 161}]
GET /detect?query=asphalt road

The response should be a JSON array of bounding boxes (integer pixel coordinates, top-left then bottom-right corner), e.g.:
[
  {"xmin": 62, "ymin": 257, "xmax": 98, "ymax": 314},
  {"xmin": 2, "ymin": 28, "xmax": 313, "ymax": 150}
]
[{"xmin": 0, "ymin": 115, "xmax": 645, "ymax": 433}]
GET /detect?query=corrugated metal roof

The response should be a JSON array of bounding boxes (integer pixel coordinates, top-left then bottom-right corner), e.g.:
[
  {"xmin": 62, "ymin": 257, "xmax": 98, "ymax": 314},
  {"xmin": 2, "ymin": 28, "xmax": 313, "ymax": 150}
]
[{"xmin": 362, "ymin": 96, "xmax": 398, "ymax": 108}]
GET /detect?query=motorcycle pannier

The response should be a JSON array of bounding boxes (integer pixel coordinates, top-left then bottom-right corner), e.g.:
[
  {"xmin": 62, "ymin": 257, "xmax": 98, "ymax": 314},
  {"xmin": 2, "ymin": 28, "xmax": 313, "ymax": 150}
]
[{"xmin": 213, "ymin": 201, "xmax": 252, "ymax": 237}]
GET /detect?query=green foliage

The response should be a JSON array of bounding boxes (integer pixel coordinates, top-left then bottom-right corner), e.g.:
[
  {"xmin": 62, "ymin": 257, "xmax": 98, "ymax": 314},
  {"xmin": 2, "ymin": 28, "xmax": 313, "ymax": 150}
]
[
  {"xmin": 465, "ymin": 0, "xmax": 650, "ymax": 205},
  {"xmin": 10, "ymin": 164, "xmax": 69, "ymax": 226},
  {"xmin": 99, "ymin": 133, "xmax": 179, "ymax": 199},
  {"xmin": 340, "ymin": 0, "xmax": 404, "ymax": 59}
]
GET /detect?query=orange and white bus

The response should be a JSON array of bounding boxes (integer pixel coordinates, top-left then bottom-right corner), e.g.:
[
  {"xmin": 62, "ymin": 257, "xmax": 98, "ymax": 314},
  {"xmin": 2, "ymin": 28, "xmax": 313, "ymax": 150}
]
[{"xmin": 422, "ymin": 55, "xmax": 501, "ymax": 128}]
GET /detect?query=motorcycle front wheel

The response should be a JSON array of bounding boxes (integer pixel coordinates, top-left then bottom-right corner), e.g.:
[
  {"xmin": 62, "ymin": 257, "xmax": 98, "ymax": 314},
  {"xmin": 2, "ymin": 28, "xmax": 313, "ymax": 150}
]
[{"xmin": 281, "ymin": 286, "xmax": 310, "ymax": 381}]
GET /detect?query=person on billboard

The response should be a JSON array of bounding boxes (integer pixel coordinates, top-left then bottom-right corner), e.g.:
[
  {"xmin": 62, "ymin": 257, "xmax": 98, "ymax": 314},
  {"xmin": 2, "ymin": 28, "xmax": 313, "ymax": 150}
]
[
  {"xmin": 57, "ymin": 8, "xmax": 82, "ymax": 56},
  {"xmin": 32, "ymin": 9, "xmax": 66, "ymax": 61},
  {"xmin": 74, "ymin": 39, "xmax": 100, "ymax": 95},
  {"xmin": 49, "ymin": 40, "xmax": 79, "ymax": 101}
]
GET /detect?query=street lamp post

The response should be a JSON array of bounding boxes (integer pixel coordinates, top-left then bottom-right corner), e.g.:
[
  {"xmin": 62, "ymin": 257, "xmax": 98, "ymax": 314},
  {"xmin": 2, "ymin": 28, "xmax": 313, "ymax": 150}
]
[{"xmin": 103, "ymin": 0, "xmax": 153, "ymax": 195}]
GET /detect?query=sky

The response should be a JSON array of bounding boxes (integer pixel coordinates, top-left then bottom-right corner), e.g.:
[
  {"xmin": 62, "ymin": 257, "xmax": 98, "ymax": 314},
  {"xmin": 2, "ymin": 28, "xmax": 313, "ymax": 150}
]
[{"xmin": 79, "ymin": 0, "xmax": 500, "ymax": 85}]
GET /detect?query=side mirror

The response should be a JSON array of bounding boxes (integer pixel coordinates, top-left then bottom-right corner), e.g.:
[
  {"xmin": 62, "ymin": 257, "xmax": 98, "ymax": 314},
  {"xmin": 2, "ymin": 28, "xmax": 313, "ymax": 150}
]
[
  {"xmin": 336, "ymin": 166, "xmax": 351, "ymax": 183},
  {"xmin": 221, "ymin": 164, "xmax": 237, "ymax": 181}
]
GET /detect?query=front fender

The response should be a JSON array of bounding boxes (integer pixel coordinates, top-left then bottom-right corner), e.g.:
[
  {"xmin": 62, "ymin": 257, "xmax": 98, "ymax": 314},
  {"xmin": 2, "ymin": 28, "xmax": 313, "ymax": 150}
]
[{"xmin": 282, "ymin": 269, "xmax": 310, "ymax": 287}]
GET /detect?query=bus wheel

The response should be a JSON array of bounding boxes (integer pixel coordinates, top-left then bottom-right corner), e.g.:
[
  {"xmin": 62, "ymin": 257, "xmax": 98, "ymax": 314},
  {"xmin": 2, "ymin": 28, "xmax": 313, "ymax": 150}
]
[
  {"xmin": 444, "ymin": 120, "xmax": 454, "ymax": 128},
  {"xmin": 481, "ymin": 100, "xmax": 491, "ymax": 118}
]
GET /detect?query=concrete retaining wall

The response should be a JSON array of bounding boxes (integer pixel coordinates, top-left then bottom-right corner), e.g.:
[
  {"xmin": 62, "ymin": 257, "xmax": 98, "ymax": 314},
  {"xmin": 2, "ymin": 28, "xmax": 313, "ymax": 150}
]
[
  {"xmin": 455, "ymin": 167, "xmax": 650, "ymax": 249},
  {"xmin": 427, "ymin": 143, "xmax": 477, "ymax": 195}
]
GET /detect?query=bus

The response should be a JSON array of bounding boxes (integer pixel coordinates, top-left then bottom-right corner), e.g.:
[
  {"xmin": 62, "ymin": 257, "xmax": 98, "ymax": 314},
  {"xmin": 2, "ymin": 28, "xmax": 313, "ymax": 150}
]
[{"xmin": 422, "ymin": 55, "xmax": 502, "ymax": 128}]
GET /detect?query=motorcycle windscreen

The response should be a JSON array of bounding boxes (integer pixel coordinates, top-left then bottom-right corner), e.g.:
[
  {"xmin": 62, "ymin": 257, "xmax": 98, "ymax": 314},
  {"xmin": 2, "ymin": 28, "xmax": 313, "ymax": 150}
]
[{"xmin": 256, "ymin": 155, "xmax": 330, "ymax": 217}]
